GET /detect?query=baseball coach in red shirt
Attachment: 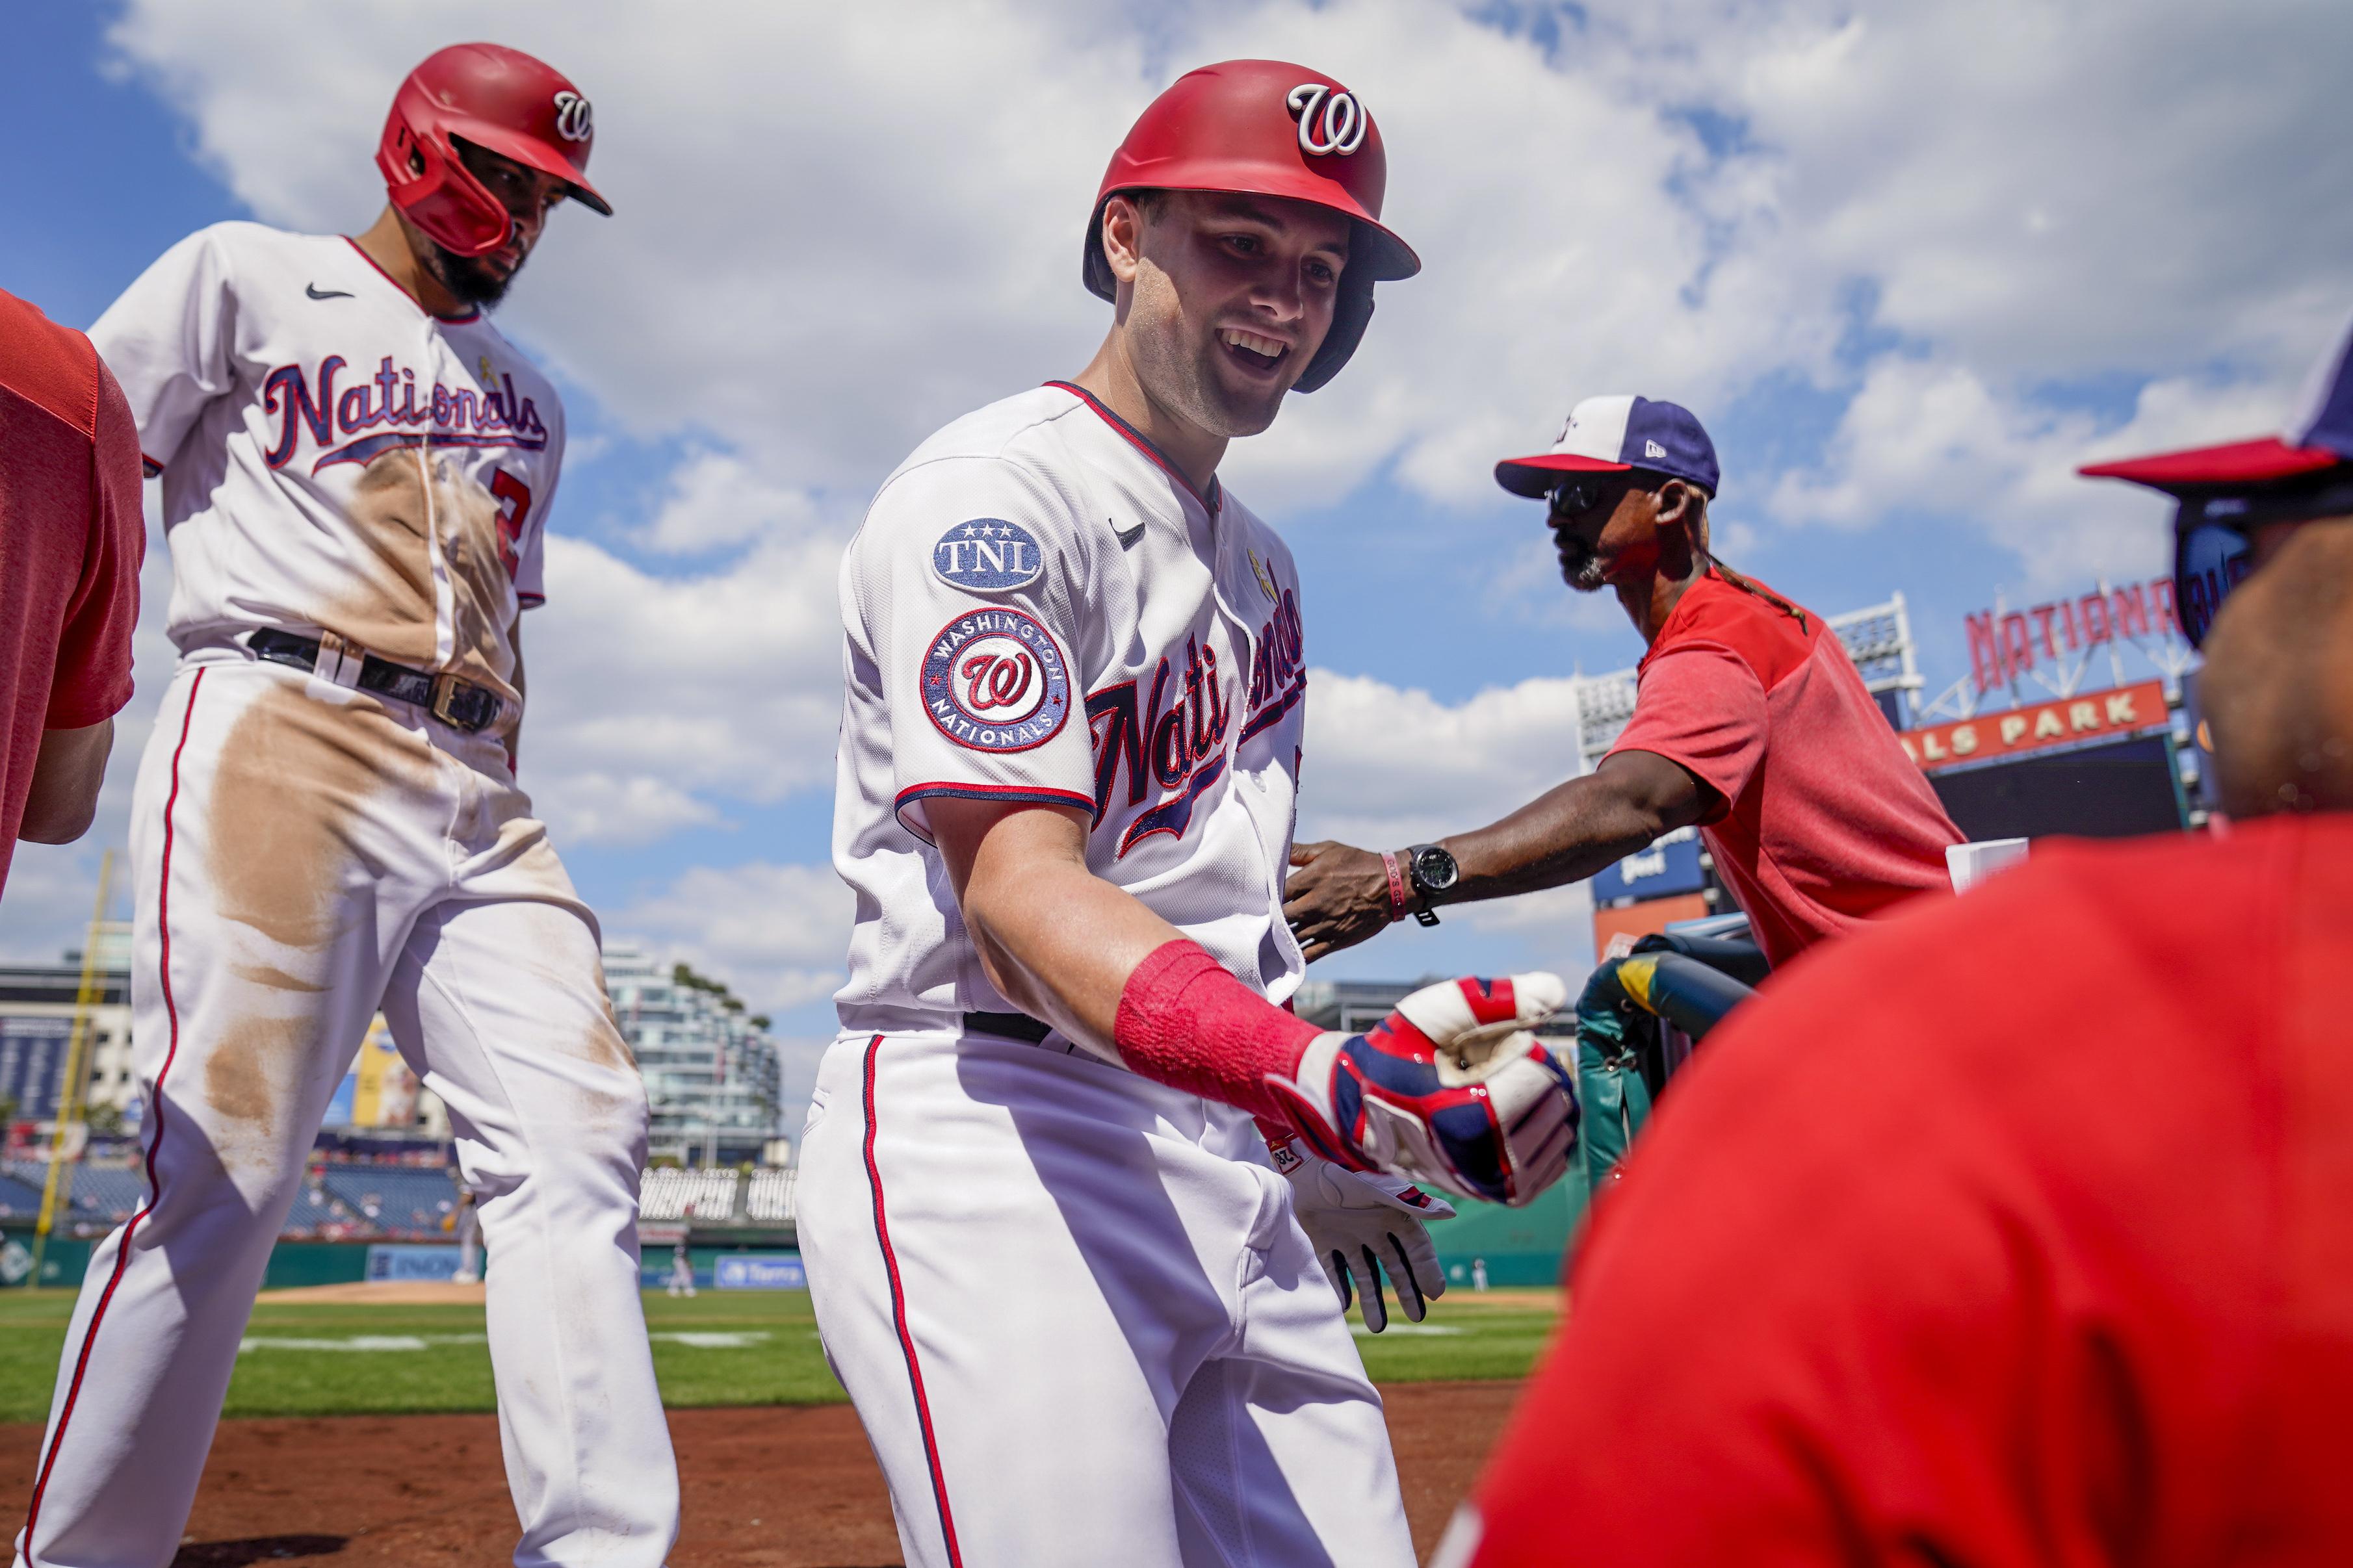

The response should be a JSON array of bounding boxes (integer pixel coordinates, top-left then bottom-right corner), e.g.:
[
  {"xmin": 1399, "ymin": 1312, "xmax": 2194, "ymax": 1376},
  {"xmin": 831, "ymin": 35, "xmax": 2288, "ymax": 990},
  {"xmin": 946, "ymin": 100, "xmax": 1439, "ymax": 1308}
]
[{"xmin": 1285, "ymin": 394, "xmax": 1958, "ymax": 970}]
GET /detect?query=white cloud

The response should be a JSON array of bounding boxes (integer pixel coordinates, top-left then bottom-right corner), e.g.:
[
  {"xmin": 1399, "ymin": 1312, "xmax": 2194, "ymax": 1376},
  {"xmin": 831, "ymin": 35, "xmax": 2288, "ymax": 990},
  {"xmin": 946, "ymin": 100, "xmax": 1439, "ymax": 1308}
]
[
  {"xmin": 104, "ymin": 0, "xmax": 2351, "ymax": 541},
  {"xmin": 638, "ymin": 450, "xmax": 820, "ymax": 556},
  {"xmin": 1695, "ymin": 0, "xmax": 2353, "ymax": 381},
  {"xmin": 519, "ymin": 527, "xmax": 848, "ymax": 825},
  {"xmin": 536, "ymin": 774, "xmax": 723, "ymax": 849},
  {"xmin": 605, "ymin": 860, "xmax": 853, "ymax": 1016},
  {"xmin": 1298, "ymin": 667, "xmax": 1590, "ymax": 849},
  {"xmin": 1769, "ymin": 356, "xmax": 2300, "ymax": 591}
]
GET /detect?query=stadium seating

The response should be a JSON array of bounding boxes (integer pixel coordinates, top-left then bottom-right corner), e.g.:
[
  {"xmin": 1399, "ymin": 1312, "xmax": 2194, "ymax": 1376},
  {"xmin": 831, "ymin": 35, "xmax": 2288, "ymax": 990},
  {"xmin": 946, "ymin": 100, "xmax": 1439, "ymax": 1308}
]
[
  {"xmin": 0, "ymin": 1172, "xmax": 53, "ymax": 1219},
  {"xmin": 0, "ymin": 1158, "xmax": 803, "ymax": 1241},
  {"xmin": 317, "ymin": 1166, "xmax": 459, "ymax": 1236},
  {"xmin": 744, "ymin": 1166, "xmax": 796, "ymax": 1222},
  {"xmin": 62, "ymin": 1166, "xmax": 147, "ymax": 1219},
  {"xmin": 281, "ymin": 1184, "xmax": 352, "ymax": 1236},
  {"xmin": 638, "ymin": 1166, "xmax": 741, "ymax": 1222},
  {"xmin": 1, "ymin": 1162, "xmax": 146, "ymax": 1222},
  {"xmin": 0, "ymin": 1157, "xmax": 476, "ymax": 1240}
]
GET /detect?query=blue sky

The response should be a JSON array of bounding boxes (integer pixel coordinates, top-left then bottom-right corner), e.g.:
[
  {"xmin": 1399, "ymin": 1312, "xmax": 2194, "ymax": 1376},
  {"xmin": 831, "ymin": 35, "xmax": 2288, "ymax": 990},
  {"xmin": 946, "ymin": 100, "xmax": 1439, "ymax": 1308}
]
[{"xmin": 4, "ymin": 1, "xmax": 2346, "ymax": 1046}]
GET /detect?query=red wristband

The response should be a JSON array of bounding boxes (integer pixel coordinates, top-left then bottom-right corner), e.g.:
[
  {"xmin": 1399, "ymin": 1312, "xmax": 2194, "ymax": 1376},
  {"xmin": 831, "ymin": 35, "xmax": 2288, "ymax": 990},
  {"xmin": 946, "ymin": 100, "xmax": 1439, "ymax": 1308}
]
[
  {"xmin": 1113, "ymin": 940, "xmax": 1321, "ymax": 1122},
  {"xmin": 1380, "ymin": 851, "xmax": 1409, "ymax": 924}
]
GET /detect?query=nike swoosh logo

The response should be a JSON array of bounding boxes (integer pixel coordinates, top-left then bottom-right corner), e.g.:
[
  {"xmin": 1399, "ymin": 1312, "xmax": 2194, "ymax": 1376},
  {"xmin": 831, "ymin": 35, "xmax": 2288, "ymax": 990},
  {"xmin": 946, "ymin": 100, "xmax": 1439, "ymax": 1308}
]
[
  {"xmin": 1113, "ymin": 520, "xmax": 1146, "ymax": 550},
  {"xmin": 305, "ymin": 283, "xmax": 354, "ymax": 300}
]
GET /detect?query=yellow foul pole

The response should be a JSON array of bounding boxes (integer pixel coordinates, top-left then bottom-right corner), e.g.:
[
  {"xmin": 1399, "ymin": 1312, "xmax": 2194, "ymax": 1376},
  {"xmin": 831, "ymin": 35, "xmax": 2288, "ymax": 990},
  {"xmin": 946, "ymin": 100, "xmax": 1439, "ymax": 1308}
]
[{"xmin": 31, "ymin": 850, "xmax": 115, "ymax": 1285}]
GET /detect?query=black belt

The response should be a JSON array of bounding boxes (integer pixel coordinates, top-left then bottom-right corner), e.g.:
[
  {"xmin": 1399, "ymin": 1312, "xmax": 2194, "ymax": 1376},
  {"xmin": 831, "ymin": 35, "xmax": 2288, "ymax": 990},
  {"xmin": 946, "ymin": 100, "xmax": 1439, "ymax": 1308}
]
[
  {"xmin": 963, "ymin": 1010, "xmax": 1052, "ymax": 1044},
  {"xmin": 249, "ymin": 628, "xmax": 506, "ymax": 734}
]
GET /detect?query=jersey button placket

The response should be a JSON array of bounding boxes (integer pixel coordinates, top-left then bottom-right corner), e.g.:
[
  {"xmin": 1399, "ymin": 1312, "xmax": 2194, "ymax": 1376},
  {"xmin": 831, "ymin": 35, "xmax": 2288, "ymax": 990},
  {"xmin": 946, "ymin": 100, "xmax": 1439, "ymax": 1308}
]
[{"xmin": 1204, "ymin": 524, "xmax": 1295, "ymax": 944}]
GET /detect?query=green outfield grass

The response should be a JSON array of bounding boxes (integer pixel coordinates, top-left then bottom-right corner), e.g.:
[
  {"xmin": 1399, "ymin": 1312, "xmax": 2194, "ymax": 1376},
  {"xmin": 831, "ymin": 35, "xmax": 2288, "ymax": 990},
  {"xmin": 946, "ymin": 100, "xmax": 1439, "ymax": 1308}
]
[{"xmin": 0, "ymin": 1285, "xmax": 1561, "ymax": 1424}]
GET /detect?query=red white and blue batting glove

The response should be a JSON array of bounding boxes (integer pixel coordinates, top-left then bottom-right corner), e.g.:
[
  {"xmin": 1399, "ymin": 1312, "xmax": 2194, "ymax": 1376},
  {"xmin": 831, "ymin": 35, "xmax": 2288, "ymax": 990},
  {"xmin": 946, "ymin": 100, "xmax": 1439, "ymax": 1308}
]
[{"xmin": 1264, "ymin": 973, "xmax": 1578, "ymax": 1208}]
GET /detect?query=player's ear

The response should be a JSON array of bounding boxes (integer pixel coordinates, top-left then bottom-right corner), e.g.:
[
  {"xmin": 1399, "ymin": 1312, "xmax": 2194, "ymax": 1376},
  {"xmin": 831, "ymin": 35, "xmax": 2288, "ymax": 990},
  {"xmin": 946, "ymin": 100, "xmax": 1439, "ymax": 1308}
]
[
  {"xmin": 1655, "ymin": 479, "xmax": 1698, "ymax": 535},
  {"xmin": 1100, "ymin": 194, "xmax": 1148, "ymax": 288}
]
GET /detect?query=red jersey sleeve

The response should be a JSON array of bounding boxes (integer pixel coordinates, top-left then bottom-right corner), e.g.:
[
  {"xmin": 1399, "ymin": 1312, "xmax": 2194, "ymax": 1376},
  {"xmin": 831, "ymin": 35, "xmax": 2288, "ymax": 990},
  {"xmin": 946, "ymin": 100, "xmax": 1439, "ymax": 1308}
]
[
  {"xmin": 1458, "ymin": 828, "xmax": 2348, "ymax": 1568},
  {"xmin": 46, "ymin": 360, "xmax": 144, "ymax": 729},
  {"xmin": 1606, "ymin": 643, "xmax": 1767, "ymax": 820}
]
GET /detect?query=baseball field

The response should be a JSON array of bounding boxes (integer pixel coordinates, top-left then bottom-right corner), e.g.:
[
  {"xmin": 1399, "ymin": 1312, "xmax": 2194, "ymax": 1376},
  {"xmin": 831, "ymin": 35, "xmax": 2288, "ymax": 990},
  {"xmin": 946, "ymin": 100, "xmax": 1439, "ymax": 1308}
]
[{"xmin": 0, "ymin": 1282, "xmax": 1559, "ymax": 1565}]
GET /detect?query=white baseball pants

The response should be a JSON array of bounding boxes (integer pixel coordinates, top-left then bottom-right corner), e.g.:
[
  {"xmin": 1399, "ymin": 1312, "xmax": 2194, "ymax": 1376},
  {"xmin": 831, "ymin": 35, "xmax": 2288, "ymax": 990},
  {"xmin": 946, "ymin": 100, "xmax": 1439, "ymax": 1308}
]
[
  {"xmin": 796, "ymin": 1028, "xmax": 1417, "ymax": 1568},
  {"xmin": 14, "ymin": 658, "xmax": 678, "ymax": 1568}
]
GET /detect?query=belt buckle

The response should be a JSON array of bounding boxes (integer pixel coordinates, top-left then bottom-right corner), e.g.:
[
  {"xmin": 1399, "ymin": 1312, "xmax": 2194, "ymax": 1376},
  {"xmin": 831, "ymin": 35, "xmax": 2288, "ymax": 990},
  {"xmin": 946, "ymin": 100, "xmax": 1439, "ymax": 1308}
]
[{"xmin": 429, "ymin": 673, "xmax": 495, "ymax": 733}]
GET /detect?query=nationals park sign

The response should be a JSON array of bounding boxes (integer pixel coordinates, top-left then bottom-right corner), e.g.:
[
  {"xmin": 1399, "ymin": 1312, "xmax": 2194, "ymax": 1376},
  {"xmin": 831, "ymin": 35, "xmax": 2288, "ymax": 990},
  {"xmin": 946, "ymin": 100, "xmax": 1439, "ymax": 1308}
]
[
  {"xmin": 1897, "ymin": 678, "xmax": 2170, "ymax": 772},
  {"xmin": 1963, "ymin": 576, "xmax": 2179, "ymax": 695}
]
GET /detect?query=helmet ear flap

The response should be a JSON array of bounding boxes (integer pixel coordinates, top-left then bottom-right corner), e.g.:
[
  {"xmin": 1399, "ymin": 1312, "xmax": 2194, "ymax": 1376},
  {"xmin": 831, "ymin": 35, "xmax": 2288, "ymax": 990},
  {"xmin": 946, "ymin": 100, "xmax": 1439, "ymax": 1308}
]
[
  {"xmin": 1293, "ymin": 268, "xmax": 1375, "ymax": 394},
  {"xmin": 377, "ymin": 112, "xmax": 514, "ymax": 258},
  {"xmin": 1082, "ymin": 196, "xmax": 1119, "ymax": 303}
]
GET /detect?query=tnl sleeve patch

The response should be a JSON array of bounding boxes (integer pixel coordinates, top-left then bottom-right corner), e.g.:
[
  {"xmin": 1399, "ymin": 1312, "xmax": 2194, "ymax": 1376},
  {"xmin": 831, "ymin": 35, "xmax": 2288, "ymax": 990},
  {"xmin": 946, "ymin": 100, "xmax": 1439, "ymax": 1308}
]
[
  {"xmin": 933, "ymin": 519, "xmax": 1045, "ymax": 592},
  {"xmin": 920, "ymin": 607, "xmax": 1072, "ymax": 752}
]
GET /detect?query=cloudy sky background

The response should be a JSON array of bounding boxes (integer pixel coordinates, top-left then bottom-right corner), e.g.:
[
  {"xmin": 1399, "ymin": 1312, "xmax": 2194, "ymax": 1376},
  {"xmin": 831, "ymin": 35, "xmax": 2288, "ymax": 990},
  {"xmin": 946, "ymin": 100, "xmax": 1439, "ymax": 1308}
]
[{"xmin": 3, "ymin": 1, "xmax": 2346, "ymax": 1057}]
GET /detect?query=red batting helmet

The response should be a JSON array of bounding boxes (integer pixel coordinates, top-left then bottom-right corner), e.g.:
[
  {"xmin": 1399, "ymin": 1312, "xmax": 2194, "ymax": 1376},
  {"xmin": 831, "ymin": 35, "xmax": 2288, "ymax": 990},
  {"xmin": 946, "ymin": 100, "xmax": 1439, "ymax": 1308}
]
[
  {"xmin": 377, "ymin": 42, "xmax": 612, "ymax": 259},
  {"xmin": 1084, "ymin": 60, "xmax": 1420, "ymax": 394}
]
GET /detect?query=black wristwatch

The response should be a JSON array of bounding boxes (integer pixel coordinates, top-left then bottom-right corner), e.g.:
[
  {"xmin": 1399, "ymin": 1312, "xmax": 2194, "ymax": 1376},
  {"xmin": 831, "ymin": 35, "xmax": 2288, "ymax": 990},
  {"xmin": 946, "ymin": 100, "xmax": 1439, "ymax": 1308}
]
[{"xmin": 1404, "ymin": 843, "xmax": 1458, "ymax": 927}]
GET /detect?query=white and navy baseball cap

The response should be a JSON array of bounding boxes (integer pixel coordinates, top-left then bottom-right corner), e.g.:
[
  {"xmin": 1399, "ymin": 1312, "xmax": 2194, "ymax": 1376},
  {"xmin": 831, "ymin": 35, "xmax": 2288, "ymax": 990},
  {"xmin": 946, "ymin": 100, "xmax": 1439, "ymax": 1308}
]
[{"xmin": 1495, "ymin": 394, "xmax": 1721, "ymax": 500}]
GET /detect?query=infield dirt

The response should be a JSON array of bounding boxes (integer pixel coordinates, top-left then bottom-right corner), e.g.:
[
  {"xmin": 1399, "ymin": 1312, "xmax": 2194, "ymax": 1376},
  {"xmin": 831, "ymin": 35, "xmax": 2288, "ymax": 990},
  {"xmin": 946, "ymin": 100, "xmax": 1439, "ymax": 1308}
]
[{"xmin": 0, "ymin": 1381, "xmax": 1519, "ymax": 1566}]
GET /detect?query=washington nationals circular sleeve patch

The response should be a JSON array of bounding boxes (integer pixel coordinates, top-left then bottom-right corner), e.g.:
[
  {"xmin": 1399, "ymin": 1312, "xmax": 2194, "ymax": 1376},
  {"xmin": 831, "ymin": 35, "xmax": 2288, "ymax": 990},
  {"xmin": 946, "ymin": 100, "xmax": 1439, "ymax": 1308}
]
[{"xmin": 921, "ymin": 607, "xmax": 1072, "ymax": 752}]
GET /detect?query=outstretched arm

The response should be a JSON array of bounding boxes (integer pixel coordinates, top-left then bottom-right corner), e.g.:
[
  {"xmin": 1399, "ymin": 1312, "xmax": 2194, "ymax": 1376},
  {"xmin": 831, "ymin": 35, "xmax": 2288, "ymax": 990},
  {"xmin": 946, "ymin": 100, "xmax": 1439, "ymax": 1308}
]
[
  {"xmin": 1284, "ymin": 749, "xmax": 1715, "ymax": 962},
  {"xmin": 930, "ymin": 795, "xmax": 1578, "ymax": 1206}
]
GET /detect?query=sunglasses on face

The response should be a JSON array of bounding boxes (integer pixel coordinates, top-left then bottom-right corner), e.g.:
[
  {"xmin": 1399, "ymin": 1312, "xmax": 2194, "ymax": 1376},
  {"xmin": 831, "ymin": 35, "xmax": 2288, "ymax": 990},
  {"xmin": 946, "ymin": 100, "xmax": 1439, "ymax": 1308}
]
[
  {"xmin": 2173, "ymin": 522, "xmax": 2254, "ymax": 650},
  {"xmin": 1547, "ymin": 478, "xmax": 1617, "ymax": 518},
  {"xmin": 2170, "ymin": 478, "xmax": 2353, "ymax": 649}
]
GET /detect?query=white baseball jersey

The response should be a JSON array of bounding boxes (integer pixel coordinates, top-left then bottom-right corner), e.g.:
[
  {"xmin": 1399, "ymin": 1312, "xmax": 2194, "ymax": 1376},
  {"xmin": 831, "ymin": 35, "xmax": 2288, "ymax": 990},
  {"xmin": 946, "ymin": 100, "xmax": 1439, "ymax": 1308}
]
[
  {"xmin": 808, "ymin": 381, "xmax": 1411, "ymax": 1568},
  {"xmin": 832, "ymin": 381, "xmax": 1312, "ymax": 1038},
  {"xmin": 90, "ymin": 220, "xmax": 562, "ymax": 715},
  {"xmin": 18, "ymin": 225, "xmax": 678, "ymax": 1568}
]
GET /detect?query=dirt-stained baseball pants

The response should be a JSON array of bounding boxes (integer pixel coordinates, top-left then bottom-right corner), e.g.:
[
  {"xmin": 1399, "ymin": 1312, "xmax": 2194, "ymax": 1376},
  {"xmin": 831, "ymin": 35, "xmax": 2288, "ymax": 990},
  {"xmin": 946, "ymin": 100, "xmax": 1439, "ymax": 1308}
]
[{"xmin": 13, "ymin": 656, "xmax": 679, "ymax": 1568}]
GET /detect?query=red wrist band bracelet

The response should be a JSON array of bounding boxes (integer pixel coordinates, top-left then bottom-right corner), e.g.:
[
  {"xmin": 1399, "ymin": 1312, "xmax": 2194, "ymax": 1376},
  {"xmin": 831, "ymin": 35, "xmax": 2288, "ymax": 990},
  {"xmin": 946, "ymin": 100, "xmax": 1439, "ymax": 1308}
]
[
  {"xmin": 1112, "ymin": 940, "xmax": 1321, "ymax": 1122},
  {"xmin": 1380, "ymin": 851, "xmax": 1409, "ymax": 924}
]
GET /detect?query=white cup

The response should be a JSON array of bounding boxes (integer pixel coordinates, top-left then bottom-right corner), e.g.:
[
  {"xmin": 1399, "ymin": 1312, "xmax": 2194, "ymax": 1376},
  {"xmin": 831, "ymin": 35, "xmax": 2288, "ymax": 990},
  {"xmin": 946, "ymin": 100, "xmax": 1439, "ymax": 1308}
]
[{"xmin": 1947, "ymin": 837, "xmax": 2031, "ymax": 894}]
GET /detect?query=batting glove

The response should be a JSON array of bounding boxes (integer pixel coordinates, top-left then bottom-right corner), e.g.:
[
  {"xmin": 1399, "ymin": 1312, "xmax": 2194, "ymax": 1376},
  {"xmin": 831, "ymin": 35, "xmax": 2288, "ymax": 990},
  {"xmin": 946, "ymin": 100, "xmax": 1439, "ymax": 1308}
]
[
  {"xmin": 1272, "ymin": 1137, "xmax": 1455, "ymax": 1332},
  {"xmin": 1265, "ymin": 973, "xmax": 1578, "ymax": 1207}
]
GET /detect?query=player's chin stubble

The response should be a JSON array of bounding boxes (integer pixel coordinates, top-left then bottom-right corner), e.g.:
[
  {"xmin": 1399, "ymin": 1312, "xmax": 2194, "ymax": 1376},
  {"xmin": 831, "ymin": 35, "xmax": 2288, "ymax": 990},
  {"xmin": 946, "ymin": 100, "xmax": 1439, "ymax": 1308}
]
[
  {"xmin": 1557, "ymin": 537, "xmax": 1608, "ymax": 592},
  {"xmin": 424, "ymin": 242, "xmax": 519, "ymax": 311}
]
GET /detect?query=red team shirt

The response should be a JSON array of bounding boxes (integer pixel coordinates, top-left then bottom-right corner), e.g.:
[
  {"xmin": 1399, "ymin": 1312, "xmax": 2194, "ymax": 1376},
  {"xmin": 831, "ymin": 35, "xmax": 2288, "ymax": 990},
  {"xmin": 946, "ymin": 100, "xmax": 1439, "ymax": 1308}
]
[
  {"xmin": 1462, "ymin": 814, "xmax": 2353, "ymax": 1566},
  {"xmin": 0, "ymin": 289, "xmax": 144, "ymax": 894},
  {"xmin": 1608, "ymin": 569, "xmax": 1957, "ymax": 967}
]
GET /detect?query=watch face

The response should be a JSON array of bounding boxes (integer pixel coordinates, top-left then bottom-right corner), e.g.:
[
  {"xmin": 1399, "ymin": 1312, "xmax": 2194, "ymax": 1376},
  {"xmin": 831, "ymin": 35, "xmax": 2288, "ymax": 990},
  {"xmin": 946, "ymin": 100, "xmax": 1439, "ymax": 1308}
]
[{"xmin": 1412, "ymin": 845, "xmax": 1459, "ymax": 891}]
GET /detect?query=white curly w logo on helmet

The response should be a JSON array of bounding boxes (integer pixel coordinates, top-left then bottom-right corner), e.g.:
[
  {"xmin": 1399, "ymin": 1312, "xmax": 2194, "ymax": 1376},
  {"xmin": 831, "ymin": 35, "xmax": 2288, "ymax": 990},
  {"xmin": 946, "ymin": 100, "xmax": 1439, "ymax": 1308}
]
[
  {"xmin": 1286, "ymin": 83, "xmax": 1368, "ymax": 157},
  {"xmin": 552, "ymin": 90, "xmax": 593, "ymax": 144}
]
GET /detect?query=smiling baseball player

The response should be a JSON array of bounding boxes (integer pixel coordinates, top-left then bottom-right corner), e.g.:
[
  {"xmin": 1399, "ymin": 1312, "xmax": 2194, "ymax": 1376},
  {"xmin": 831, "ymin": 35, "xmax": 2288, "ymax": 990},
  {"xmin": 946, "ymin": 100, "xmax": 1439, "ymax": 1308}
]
[
  {"xmin": 799, "ymin": 60, "xmax": 1580, "ymax": 1568},
  {"xmin": 15, "ymin": 44, "xmax": 679, "ymax": 1568}
]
